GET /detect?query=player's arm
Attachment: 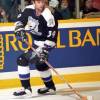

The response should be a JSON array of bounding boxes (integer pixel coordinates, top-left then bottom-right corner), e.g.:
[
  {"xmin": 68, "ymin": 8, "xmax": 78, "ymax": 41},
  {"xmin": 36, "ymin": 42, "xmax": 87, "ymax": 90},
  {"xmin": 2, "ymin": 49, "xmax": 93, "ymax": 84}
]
[{"xmin": 42, "ymin": 8, "xmax": 58, "ymax": 49}]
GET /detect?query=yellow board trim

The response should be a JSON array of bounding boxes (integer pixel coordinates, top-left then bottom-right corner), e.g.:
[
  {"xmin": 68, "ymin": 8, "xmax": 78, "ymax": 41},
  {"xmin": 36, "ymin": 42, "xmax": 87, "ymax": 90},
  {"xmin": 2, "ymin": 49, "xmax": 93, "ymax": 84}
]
[
  {"xmin": 58, "ymin": 18, "xmax": 100, "ymax": 23},
  {"xmin": 0, "ymin": 23, "xmax": 14, "ymax": 26},
  {"xmin": 0, "ymin": 72, "xmax": 100, "ymax": 89},
  {"xmin": 0, "ymin": 18, "xmax": 100, "ymax": 26}
]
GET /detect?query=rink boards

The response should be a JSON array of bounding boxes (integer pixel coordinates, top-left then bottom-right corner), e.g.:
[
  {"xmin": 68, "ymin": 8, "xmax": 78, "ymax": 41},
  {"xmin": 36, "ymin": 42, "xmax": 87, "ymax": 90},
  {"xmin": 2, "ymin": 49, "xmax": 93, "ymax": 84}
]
[{"xmin": 0, "ymin": 18, "xmax": 100, "ymax": 89}]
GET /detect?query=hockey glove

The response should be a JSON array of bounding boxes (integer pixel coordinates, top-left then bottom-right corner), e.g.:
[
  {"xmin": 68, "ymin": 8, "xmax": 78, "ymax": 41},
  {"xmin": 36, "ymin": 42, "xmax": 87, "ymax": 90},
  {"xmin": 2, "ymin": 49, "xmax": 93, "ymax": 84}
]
[
  {"xmin": 15, "ymin": 28, "xmax": 27, "ymax": 43},
  {"xmin": 36, "ymin": 47, "xmax": 48, "ymax": 63},
  {"xmin": 39, "ymin": 49, "xmax": 48, "ymax": 62}
]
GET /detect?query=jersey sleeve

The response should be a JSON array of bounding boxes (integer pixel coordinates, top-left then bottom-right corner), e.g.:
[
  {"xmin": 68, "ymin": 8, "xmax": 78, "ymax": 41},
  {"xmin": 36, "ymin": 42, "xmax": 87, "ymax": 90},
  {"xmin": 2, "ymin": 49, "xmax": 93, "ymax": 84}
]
[
  {"xmin": 15, "ymin": 8, "xmax": 28, "ymax": 30},
  {"xmin": 46, "ymin": 18, "xmax": 58, "ymax": 43}
]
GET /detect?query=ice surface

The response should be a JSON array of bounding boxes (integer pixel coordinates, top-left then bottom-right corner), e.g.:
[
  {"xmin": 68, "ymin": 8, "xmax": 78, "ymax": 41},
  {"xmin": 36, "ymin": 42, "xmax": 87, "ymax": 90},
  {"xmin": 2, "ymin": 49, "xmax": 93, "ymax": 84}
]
[{"xmin": 0, "ymin": 83, "xmax": 100, "ymax": 100}]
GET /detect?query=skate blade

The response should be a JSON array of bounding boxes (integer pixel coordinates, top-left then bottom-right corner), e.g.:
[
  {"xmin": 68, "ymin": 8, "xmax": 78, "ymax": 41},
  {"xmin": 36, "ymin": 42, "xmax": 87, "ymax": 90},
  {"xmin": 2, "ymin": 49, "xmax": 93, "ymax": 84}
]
[
  {"xmin": 11, "ymin": 94, "xmax": 33, "ymax": 99},
  {"xmin": 38, "ymin": 91, "xmax": 56, "ymax": 96}
]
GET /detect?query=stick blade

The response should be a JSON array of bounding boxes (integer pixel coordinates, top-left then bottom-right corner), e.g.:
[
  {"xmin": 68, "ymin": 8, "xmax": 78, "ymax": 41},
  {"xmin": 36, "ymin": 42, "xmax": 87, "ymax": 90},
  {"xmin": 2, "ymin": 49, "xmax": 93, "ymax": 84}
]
[{"xmin": 82, "ymin": 96, "xmax": 93, "ymax": 100}]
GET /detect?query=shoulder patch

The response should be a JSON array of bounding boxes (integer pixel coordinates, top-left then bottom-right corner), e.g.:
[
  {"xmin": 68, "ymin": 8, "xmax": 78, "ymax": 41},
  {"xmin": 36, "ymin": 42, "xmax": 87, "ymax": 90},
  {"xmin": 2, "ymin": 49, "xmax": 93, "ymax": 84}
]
[{"xmin": 42, "ymin": 8, "xmax": 55, "ymax": 27}]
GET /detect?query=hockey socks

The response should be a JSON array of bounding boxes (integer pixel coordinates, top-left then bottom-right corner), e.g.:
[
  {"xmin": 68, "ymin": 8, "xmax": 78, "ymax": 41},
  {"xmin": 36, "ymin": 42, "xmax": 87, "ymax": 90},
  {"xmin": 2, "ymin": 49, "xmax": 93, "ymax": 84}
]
[
  {"xmin": 18, "ymin": 65, "xmax": 31, "ymax": 88},
  {"xmin": 38, "ymin": 69, "xmax": 56, "ymax": 94}
]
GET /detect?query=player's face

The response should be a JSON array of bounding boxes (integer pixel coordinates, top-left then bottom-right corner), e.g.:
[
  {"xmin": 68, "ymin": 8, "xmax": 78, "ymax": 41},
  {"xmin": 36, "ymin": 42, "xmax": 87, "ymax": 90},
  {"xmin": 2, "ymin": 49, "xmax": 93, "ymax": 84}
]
[{"xmin": 34, "ymin": 0, "xmax": 46, "ymax": 12}]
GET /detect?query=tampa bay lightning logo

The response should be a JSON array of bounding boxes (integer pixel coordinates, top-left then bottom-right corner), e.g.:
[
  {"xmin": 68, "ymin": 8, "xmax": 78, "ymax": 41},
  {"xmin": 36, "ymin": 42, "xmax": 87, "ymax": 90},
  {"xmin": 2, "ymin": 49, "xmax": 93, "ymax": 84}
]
[
  {"xmin": 28, "ymin": 16, "xmax": 42, "ymax": 36},
  {"xmin": 28, "ymin": 16, "xmax": 39, "ymax": 31}
]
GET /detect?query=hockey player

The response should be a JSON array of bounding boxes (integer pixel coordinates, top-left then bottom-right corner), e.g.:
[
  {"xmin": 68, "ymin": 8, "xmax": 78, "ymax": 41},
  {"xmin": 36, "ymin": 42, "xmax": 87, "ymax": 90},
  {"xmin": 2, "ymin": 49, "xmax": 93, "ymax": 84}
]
[{"xmin": 13, "ymin": 0, "xmax": 58, "ymax": 98}]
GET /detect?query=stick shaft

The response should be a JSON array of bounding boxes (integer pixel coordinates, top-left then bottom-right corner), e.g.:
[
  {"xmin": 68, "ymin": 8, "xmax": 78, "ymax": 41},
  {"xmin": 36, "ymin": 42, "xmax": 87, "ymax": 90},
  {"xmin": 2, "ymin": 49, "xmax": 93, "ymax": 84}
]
[{"xmin": 58, "ymin": 87, "xmax": 100, "ymax": 92}]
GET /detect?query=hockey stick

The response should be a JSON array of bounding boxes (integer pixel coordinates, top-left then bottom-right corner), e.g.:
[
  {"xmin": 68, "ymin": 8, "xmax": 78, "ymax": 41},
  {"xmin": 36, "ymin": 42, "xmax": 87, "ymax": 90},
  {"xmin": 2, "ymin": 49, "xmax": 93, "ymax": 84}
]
[
  {"xmin": 56, "ymin": 86, "xmax": 100, "ymax": 95},
  {"xmin": 25, "ymin": 40, "xmax": 91, "ymax": 100}
]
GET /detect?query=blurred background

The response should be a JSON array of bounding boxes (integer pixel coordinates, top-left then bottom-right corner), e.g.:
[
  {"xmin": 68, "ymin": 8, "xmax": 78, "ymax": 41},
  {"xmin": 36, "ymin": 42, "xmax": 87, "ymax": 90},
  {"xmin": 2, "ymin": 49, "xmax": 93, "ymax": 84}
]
[{"xmin": 0, "ymin": 0, "xmax": 100, "ymax": 22}]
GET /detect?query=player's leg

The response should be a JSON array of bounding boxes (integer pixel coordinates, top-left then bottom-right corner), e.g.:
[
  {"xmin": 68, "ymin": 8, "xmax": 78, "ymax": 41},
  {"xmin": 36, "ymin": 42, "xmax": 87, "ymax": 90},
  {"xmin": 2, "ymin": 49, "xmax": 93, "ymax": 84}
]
[
  {"xmin": 35, "ymin": 62, "xmax": 56, "ymax": 94},
  {"xmin": 13, "ymin": 50, "xmax": 33, "ymax": 97}
]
